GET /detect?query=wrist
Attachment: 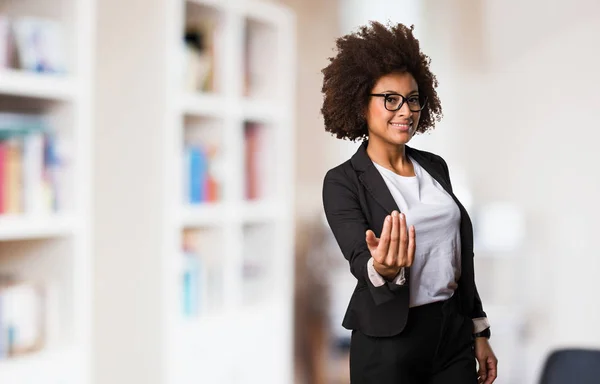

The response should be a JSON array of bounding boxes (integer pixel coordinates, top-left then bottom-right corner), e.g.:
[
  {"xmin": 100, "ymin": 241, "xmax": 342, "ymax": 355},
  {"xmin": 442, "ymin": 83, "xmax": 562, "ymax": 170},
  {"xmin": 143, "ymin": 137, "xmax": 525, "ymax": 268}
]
[
  {"xmin": 372, "ymin": 260, "xmax": 401, "ymax": 280},
  {"xmin": 474, "ymin": 327, "xmax": 491, "ymax": 340}
]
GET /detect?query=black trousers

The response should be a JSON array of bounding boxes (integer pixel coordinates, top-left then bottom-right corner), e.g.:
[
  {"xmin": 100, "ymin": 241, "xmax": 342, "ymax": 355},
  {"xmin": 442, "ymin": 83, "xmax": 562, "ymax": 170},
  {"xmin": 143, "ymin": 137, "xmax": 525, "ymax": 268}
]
[{"xmin": 349, "ymin": 296, "xmax": 477, "ymax": 384}]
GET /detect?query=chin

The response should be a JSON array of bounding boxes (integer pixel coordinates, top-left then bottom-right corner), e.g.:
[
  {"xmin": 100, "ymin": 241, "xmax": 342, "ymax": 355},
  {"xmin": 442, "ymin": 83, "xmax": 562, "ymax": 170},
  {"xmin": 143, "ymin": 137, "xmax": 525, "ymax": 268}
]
[
  {"xmin": 369, "ymin": 129, "xmax": 413, "ymax": 146},
  {"xmin": 388, "ymin": 132, "xmax": 412, "ymax": 145}
]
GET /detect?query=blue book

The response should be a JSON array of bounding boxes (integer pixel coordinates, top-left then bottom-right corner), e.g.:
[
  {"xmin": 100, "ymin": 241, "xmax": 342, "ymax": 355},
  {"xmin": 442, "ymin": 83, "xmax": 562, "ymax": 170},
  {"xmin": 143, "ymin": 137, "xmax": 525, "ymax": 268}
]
[
  {"xmin": 188, "ymin": 147, "xmax": 200, "ymax": 204},
  {"xmin": 43, "ymin": 132, "xmax": 60, "ymax": 211},
  {"xmin": 182, "ymin": 251, "xmax": 201, "ymax": 316},
  {"xmin": 188, "ymin": 146, "xmax": 208, "ymax": 204}
]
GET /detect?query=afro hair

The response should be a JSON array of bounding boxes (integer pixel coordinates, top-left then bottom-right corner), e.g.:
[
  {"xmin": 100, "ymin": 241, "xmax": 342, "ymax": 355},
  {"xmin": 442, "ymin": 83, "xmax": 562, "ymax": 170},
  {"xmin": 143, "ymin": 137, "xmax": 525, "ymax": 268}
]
[{"xmin": 321, "ymin": 22, "xmax": 443, "ymax": 141}]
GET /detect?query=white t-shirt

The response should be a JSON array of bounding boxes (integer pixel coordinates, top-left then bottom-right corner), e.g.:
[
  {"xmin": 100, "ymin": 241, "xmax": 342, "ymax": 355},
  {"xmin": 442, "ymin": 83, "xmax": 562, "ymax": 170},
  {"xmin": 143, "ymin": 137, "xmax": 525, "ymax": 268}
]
[{"xmin": 370, "ymin": 156, "xmax": 462, "ymax": 308}]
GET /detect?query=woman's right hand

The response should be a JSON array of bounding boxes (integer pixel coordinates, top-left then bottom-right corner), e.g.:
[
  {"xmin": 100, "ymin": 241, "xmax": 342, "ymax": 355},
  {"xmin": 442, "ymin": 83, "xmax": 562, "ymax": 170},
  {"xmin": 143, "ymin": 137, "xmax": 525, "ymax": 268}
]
[{"xmin": 365, "ymin": 210, "xmax": 415, "ymax": 280}]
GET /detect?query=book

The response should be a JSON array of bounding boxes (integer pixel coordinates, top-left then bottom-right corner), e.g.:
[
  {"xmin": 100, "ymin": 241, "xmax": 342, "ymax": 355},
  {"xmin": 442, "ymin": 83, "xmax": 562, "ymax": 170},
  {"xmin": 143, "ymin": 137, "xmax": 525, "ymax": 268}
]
[
  {"xmin": 4, "ymin": 137, "xmax": 22, "ymax": 214},
  {"xmin": 22, "ymin": 132, "xmax": 46, "ymax": 214},
  {"xmin": 183, "ymin": 18, "xmax": 218, "ymax": 92},
  {"xmin": 181, "ymin": 228, "xmax": 224, "ymax": 315},
  {"xmin": 184, "ymin": 142, "xmax": 221, "ymax": 205},
  {"xmin": 244, "ymin": 122, "xmax": 275, "ymax": 200},
  {"xmin": 186, "ymin": 145, "xmax": 207, "ymax": 204},
  {"xmin": 0, "ymin": 113, "xmax": 61, "ymax": 214},
  {"xmin": 245, "ymin": 122, "xmax": 259, "ymax": 200},
  {"xmin": 0, "ymin": 280, "xmax": 46, "ymax": 359}
]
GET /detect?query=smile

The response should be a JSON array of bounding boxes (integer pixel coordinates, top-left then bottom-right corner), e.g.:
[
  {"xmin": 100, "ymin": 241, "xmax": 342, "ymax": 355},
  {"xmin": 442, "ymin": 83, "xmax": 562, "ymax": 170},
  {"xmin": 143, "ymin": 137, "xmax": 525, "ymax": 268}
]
[{"xmin": 389, "ymin": 122, "xmax": 411, "ymax": 130}]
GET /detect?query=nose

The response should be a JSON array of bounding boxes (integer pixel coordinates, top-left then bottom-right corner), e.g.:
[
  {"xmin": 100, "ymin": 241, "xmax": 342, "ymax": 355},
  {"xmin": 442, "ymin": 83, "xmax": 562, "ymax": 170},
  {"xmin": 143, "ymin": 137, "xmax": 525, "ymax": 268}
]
[{"xmin": 395, "ymin": 99, "xmax": 412, "ymax": 118}]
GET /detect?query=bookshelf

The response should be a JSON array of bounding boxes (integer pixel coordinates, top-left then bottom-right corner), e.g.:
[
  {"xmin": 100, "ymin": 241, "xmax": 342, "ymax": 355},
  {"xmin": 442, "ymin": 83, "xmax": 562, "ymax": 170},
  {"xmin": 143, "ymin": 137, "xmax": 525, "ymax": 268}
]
[
  {"xmin": 0, "ymin": 69, "xmax": 78, "ymax": 101},
  {"xmin": 0, "ymin": 0, "xmax": 93, "ymax": 383},
  {"xmin": 0, "ymin": 214, "xmax": 77, "ymax": 240},
  {"xmin": 164, "ymin": 0, "xmax": 296, "ymax": 383}
]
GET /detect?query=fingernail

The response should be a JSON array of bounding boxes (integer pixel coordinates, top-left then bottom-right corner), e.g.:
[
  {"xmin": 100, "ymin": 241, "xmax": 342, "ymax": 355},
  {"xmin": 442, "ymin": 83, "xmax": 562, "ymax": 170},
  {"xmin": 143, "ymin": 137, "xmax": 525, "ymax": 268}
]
[
  {"xmin": 393, "ymin": 211, "xmax": 399, "ymax": 217},
  {"xmin": 386, "ymin": 216, "xmax": 390, "ymax": 222}
]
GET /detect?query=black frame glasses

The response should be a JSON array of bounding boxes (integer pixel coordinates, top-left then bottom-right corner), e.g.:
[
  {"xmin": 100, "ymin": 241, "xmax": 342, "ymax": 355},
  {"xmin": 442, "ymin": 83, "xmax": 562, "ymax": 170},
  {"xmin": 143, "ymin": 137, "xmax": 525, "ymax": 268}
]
[{"xmin": 370, "ymin": 93, "xmax": 428, "ymax": 112}]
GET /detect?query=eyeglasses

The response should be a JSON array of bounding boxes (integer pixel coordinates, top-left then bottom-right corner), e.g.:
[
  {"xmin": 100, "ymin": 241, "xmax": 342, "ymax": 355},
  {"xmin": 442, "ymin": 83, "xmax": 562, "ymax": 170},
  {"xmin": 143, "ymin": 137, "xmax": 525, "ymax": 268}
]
[{"xmin": 370, "ymin": 93, "xmax": 427, "ymax": 112}]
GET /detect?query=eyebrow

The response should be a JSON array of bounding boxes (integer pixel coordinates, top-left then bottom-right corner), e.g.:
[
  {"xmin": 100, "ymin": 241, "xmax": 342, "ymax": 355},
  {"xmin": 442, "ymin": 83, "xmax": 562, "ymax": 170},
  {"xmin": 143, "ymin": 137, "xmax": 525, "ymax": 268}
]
[{"xmin": 381, "ymin": 90, "xmax": 419, "ymax": 95}]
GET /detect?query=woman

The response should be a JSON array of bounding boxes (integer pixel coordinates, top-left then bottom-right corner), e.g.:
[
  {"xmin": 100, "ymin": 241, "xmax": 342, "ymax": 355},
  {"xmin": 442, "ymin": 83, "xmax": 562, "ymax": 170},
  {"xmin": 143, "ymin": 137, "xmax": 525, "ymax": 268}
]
[{"xmin": 321, "ymin": 22, "xmax": 497, "ymax": 383}]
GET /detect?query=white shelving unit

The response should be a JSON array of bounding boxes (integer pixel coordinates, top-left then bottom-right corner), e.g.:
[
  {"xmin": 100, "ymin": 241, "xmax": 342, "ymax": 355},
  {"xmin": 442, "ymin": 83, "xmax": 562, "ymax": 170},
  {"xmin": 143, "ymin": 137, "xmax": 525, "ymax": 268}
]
[
  {"xmin": 0, "ymin": 69, "xmax": 79, "ymax": 101},
  {"xmin": 0, "ymin": 214, "xmax": 77, "ymax": 241},
  {"xmin": 163, "ymin": 0, "xmax": 296, "ymax": 383},
  {"xmin": 0, "ymin": 0, "xmax": 93, "ymax": 383}
]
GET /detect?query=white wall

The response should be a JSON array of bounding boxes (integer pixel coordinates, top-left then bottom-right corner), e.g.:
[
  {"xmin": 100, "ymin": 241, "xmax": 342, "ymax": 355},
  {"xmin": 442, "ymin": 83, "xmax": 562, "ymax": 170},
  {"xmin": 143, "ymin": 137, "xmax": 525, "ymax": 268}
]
[
  {"xmin": 336, "ymin": 0, "xmax": 472, "ymax": 171},
  {"xmin": 337, "ymin": 0, "xmax": 427, "ymax": 161},
  {"xmin": 420, "ymin": 0, "xmax": 600, "ymax": 382},
  {"xmin": 275, "ymin": 0, "xmax": 345, "ymax": 223}
]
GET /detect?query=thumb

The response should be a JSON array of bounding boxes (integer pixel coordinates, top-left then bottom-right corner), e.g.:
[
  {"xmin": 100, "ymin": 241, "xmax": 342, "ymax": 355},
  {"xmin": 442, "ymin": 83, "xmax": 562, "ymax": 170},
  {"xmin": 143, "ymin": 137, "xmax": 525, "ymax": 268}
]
[
  {"xmin": 365, "ymin": 230, "xmax": 378, "ymax": 251},
  {"xmin": 477, "ymin": 358, "xmax": 487, "ymax": 383}
]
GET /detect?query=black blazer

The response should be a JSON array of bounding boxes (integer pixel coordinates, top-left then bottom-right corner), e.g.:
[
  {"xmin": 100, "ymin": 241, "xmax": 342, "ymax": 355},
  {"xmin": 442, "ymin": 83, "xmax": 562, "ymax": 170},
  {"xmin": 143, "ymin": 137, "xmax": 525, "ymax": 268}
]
[{"xmin": 322, "ymin": 140, "xmax": 486, "ymax": 337}]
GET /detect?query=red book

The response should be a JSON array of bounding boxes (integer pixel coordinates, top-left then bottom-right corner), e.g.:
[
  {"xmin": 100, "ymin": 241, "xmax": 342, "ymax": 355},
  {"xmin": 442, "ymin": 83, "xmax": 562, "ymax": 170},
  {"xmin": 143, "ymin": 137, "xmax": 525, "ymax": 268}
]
[
  {"xmin": 245, "ymin": 123, "xmax": 259, "ymax": 200},
  {"xmin": 0, "ymin": 141, "xmax": 6, "ymax": 214}
]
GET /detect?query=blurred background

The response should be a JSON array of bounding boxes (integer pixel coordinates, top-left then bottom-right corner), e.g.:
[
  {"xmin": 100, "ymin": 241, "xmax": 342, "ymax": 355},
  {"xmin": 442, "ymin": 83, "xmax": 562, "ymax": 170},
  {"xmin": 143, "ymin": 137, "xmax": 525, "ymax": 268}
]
[{"xmin": 0, "ymin": 0, "xmax": 599, "ymax": 383}]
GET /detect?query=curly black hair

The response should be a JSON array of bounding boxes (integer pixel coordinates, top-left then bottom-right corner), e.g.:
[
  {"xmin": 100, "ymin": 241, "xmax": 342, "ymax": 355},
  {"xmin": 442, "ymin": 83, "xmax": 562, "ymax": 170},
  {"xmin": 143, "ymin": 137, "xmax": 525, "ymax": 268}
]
[{"xmin": 321, "ymin": 22, "xmax": 443, "ymax": 141}]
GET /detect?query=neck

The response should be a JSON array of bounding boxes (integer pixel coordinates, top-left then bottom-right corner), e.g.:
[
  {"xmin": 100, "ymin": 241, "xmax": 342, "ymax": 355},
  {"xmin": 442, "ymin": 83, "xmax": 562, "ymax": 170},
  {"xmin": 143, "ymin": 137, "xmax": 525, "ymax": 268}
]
[{"xmin": 366, "ymin": 136, "xmax": 410, "ymax": 170}]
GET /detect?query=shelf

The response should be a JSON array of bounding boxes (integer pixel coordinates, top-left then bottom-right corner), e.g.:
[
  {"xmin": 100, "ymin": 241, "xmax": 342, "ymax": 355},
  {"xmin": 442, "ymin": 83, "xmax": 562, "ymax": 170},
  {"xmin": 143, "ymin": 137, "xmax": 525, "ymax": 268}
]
[
  {"xmin": 186, "ymin": 0, "xmax": 227, "ymax": 11},
  {"xmin": 180, "ymin": 201, "xmax": 283, "ymax": 227},
  {"xmin": 180, "ymin": 93, "xmax": 226, "ymax": 117},
  {"xmin": 0, "ymin": 0, "xmax": 93, "ymax": 383},
  {"xmin": 0, "ymin": 214, "xmax": 77, "ymax": 241},
  {"xmin": 181, "ymin": 203, "xmax": 226, "ymax": 227},
  {"xmin": 163, "ymin": 0, "xmax": 295, "ymax": 382},
  {"xmin": 0, "ymin": 69, "xmax": 78, "ymax": 101},
  {"xmin": 242, "ymin": 0, "xmax": 293, "ymax": 25},
  {"xmin": 177, "ymin": 308, "xmax": 230, "ymax": 334},
  {"xmin": 241, "ymin": 200, "xmax": 283, "ymax": 223},
  {"xmin": 180, "ymin": 94, "xmax": 286, "ymax": 121},
  {"xmin": 0, "ymin": 346, "xmax": 80, "ymax": 384},
  {"xmin": 241, "ymin": 98, "xmax": 283, "ymax": 122},
  {"xmin": 185, "ymin": 0, "xmax": 289, "ymax": 17}
]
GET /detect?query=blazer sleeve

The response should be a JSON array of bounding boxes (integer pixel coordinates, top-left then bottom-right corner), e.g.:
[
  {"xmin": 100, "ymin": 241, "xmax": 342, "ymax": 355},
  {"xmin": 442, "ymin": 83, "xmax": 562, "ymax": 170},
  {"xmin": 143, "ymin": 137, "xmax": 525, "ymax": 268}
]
[
  {"xmin": 322, "ymin": 168, "xmax": 405, "ymax": 306},
  {"xmin": 437, "ymin": 155, "xmax": 488, "ymax": 320}
]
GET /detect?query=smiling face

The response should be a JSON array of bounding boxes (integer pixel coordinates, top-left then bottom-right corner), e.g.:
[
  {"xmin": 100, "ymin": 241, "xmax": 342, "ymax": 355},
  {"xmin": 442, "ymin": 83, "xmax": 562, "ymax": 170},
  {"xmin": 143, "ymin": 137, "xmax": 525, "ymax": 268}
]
[{"xmin": 365, "ymin": 71, "xmax": 421, "ymax": 147}]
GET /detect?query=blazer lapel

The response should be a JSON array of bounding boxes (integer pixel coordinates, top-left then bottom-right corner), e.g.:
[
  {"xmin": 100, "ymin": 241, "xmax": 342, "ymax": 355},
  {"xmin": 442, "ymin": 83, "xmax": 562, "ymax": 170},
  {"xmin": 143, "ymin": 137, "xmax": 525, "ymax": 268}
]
[
  {"xmin": 405, "ymin": 146, "xmax": 452, "ymax": 195},
  {"xmin": 351, "ymin": 140, "xmax": 399, "ymax": 214},
  {"xmin": 360, "ymin": 167, "xmax": 400, "ymax": 214}
]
